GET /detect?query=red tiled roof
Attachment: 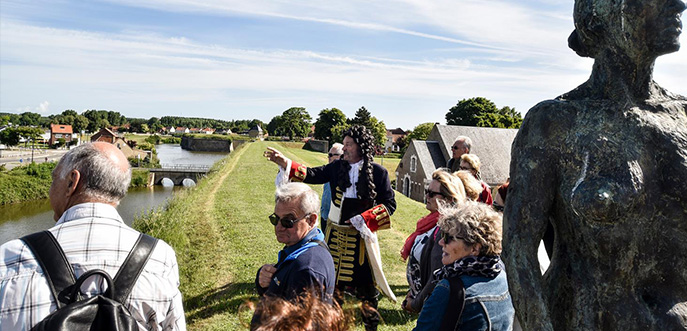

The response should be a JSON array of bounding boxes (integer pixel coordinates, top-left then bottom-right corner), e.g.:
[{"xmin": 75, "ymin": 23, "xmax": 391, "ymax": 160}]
[{"xmin": 51, "ymin": 124, "xmax": 73, "ymax": 134}]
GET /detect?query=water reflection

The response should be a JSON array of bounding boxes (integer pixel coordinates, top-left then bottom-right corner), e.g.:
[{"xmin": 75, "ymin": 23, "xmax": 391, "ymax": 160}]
[
  {"xmin": 0, "ymin": 186, "xmax": 180, "ymax": 245},
  {"xmin": 0, "ymin": 144, "xmax": 228, "ymax": 245}
]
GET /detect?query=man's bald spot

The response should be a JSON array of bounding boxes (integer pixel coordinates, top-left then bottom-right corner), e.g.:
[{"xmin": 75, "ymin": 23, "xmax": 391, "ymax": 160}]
[{"xmin": 91, "ymin": 142, "xmax": 130, "ymax": 173}]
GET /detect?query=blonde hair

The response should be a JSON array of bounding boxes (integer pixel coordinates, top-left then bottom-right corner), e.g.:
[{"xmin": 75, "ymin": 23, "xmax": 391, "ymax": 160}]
[
  {"xmin": 431, "ymin": 169, "xmax": 466, "ymax": 204},
  {"xmin": 454, "ymin": 170, "xmax": 483, "ymax": 201},
  {"xmin": 438, "ymin": 201, "xmax": 502, "ymax": 256},
  {"xmin": 460, "ymin": 154, "xmax": 482, "ymax": 180}
]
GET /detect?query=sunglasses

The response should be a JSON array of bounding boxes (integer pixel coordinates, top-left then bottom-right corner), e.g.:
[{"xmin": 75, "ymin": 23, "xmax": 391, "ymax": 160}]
[
  {"xmin": 441, "ymin": 232, "xmax": 466, "ymax": 244},
  {"xmin": 269, "ymin": 213, "xmax": 308, "ymax": 228},
  {"xmin": 424, "ymin": 189, "xmax": 444, "ymax": 198},
  {"xmin": 328, "ymin": 153, "xmax": 342, "ymax": 158},
  {"xmin": 451, "ymin": 146, "xmax": 460, "ymax": 150}
]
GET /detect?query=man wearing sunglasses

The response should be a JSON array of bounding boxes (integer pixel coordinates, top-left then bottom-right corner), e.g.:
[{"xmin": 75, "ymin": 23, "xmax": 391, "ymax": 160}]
[
  {"xmin": 447, "ymin": 136, "xmax": 472, "ymax": 173},
  {"xmin": 254, "ymin": 183, "xmax": 335, "ymax": 308}
]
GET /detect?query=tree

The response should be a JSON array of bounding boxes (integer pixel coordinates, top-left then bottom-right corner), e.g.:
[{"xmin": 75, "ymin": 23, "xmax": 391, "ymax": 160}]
[
  {"xmin": 73, "ymin": 115, "xmax": 89, "ymax": 133},
  {"xmin": 347, "ymin": 106, "xmax": 386, "ymax": 147},
  {"xmin": 314, "ymin": 108, "xmax": 347, "ymax": 144},
  {"xmin": 267, "ymin": 115, "xmax": 283, "ymax": 137},
  {"xmin": 273, "ymin": 107, "xmax": 312, "ymax": 139},
  {"xmin": 0, "ymin": 127, "xmax": 43, "ymax": 148},
  {"xmin": 406, "ymin": 122, "xmax": 435, "ymax": 141},
  {"xmin": 62, "ymin": 109, "xmax": 78, "ymax": 117},
  {"xmin": 19, "ymin": 112, "xmax": 41, "ymax": 126},
  {"xmin": 446, "ymin": 97, "xmax": 522, "ymax": 129},
  {"xmin": 349, "ymin": 107, "xmax": 372, "ymax": 127},
  {"xmin": 0, "ymin": 128, "xmax": 21, "ymax": 147}
]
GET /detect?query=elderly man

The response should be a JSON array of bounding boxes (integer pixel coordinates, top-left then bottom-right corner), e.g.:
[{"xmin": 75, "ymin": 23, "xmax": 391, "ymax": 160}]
[
  {"xmin": 320, "ymin": 142, "xmax": 343, "ymax": 231},
  {"xmin": 255, "ymin": 182, "xmax": 335, "ymax": 302},
  {"xmin": 0, "ymin": 142, "xmax": 185, "ymax": 330},
  {"xmin": 447, "ymin": 136, "xmax": 472, "ymax": 173}
]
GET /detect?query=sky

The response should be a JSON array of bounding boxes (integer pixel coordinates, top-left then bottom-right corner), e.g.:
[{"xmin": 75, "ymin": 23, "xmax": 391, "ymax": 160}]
[{"xmin": 1, "ymin": 0, "xmax": 685, "ymax": 130}]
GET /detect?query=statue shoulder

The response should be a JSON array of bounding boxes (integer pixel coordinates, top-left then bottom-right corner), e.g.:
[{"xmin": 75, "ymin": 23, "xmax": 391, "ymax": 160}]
[{"xmin": 515, "ymin": 99, "xmax": 577, "ymax": 145}]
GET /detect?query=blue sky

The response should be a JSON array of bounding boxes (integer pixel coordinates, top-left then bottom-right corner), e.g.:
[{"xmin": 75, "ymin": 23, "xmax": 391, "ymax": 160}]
[{"xmin": 1, "ymin": 0, "xmax": 685, "ymax": 130}]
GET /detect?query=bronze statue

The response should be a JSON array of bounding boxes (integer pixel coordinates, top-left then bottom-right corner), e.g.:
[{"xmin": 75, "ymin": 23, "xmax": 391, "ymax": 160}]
[{"xmin": 503, "ymin": 0, "xmax": 687, "ymax": 329}]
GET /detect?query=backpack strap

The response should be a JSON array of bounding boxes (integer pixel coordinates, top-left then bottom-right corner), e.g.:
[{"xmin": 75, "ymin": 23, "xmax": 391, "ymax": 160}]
[
  {"xmin": 20, "ymin": 231, "xmax": 76, "ymax": 309},
  {"xmin": 113, "ymin": 234, "xmax": 158, "ymax": 303},
  {"xmin": 439, "ymin": 276, "xmax": 466, "ymax": 331}
]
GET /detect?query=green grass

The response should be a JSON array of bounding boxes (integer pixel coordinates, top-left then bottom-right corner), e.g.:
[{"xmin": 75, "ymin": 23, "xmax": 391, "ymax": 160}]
[
  {"xmin": 0, "ymin": 162, "xmax": 56, "ymax": 205},
  {"xmin": 133, "ymin": 141, "xmax": 427, "ymax": 330},
  {"xmin": 124, "ymin": 133, "xmax": 151, "ymax": 144}
]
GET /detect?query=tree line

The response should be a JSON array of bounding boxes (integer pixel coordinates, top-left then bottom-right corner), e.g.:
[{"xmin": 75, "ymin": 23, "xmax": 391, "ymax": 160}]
[{"xmin": 1, "ymin": 96, "xmax": 523, "ymax": 149}]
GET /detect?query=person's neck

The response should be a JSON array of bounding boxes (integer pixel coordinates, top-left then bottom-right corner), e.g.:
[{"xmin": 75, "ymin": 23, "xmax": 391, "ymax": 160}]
[
  {"xmin": 587, "ymin": 50, "xmax": 659, "ymax": 103},
  {"xmin": 348, "ymin": 157, "xmax": 362, "ymax": 164}
]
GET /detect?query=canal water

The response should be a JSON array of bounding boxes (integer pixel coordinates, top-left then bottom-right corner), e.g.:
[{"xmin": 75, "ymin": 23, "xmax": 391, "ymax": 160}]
[{"xmin": 0, "ymin": 144, "xmax": 228, "ymax": 245}]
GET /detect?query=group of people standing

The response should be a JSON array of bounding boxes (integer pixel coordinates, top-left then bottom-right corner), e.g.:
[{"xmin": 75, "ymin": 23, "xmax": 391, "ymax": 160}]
[{"xmin": 258, "ymin": 127, "xmax": 514, "ymax": 331}]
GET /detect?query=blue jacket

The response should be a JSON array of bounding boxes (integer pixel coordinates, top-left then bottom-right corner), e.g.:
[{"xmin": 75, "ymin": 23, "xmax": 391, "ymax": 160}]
[
  {"xmin": 413, "ymin": 262, "xmax": 514, "ymax": 331},
  {"xmin": 255, "ymin": 228, "xmax": 335, "ymax": 302}
]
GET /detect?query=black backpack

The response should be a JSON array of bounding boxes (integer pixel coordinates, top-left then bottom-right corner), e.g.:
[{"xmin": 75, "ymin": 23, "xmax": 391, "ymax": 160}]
[{"xmin": 21, "ymin": 230, "xmax": 158, "ymax": 331}]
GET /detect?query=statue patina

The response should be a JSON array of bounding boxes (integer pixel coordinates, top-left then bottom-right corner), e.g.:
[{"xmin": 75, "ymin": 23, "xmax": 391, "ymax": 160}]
[{"xmin": 503, "ymin": 0, "xmax": 687, "ymax": 329}]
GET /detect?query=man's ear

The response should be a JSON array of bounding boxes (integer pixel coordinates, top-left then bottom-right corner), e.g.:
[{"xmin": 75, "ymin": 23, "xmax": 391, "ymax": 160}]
[
  {"xmin": 307, "ymin": 213, "xmax": 318, "ymax": 227},
  {"xmin": 67, "ymin": 170, "xmax": 81, "ymax": 196}
]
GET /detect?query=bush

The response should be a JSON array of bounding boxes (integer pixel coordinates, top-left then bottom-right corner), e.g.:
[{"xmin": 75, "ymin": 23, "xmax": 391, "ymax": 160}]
[
  {"xmin": 161, "ymin": 137, "xmax": 181, "ymax": 144},
  {"xmin": 138, "ymin": 142, "xmax": 156, "ymax": 151},
  {"xmin": 130, "ymin": 169, "xmax": 150, "ymax": 187},
  {"xmin": 145, "ymin": 134, "xmax": 162, "ymax": 145}
]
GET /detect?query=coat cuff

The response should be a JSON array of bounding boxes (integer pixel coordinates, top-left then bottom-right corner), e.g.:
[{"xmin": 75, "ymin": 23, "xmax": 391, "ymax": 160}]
[
  {"xmin": 360, "ymin": 204, "xmax": 391, "ymax": 232},
  {"xmin": 288, "ymin": 161, "xmax": 307, "ymax": 182}
]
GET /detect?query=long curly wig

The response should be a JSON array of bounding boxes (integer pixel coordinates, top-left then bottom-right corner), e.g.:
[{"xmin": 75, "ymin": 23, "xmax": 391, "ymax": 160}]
[{"xmin": 338, "ymin": 125, "xmax": 377, "ymax": 201}]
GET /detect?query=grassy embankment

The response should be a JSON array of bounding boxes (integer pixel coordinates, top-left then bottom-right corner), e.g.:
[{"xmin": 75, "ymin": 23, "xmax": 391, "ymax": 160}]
[
  {"xmin": 0, "ymin": 162, "xmax": 56, "ymax": 205},
  {"xmin": 133, "ymin": 140, "xmax": 427, "ymax": 330}
]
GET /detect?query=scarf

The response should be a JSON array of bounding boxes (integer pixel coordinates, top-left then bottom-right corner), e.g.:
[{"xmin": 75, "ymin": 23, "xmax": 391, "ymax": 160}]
[
  {"xmin": 434, "ymin": 255, "xmax": 502, "ymax": 280},
  {"xmin": 401, "ymin": 211, "xmax": 440, "ymax": 261}
]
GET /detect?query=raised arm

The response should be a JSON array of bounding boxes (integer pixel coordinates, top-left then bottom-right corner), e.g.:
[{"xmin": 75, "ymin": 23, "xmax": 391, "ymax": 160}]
[{"xmin": 502, "ymin": 104, "xmax": 560, "ymax": 330}]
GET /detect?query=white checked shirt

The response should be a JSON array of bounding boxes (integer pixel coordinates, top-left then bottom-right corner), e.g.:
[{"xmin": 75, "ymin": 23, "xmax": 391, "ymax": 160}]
[{"xmin": 0, "ymin": 203, "xmax": 186, "ymax": 330}]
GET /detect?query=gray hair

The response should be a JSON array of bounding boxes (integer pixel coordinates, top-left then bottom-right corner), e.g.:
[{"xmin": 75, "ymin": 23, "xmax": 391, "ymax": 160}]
[
  {"xmin": 55, "ymin": 143, "xmax": 131, "ymax": 204},
  {"xmin": 455, "ymin": 136, "xmax": 472, "ymax": 151},
  {"xmin": 275, "ymin": 182, "xmax": 320, "ymax": 216},
  {"xmin": 330, "ymin": 143, "xmax": 343, "ymax": 155},
  {"xmin": 438, "ymin": 200, "xmax": 503, "ymax": 256}
]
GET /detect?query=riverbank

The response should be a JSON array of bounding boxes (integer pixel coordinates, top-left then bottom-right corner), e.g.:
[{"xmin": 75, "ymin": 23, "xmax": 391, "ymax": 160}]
[
  {"xmin": 0, "ymin": 162, "xmax": 151, "ymax": 205},
  {"xmin": 133, "ymin": 141, "xmax": 426, "ymax": 330}
]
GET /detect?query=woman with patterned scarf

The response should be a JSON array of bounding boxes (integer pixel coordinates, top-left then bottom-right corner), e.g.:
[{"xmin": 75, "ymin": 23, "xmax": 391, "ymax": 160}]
[
  {"xmin": 413, "ymin": 201, "xmax": 514, "ymax": 331},
  {"xmin": 400, "ymin": 169, "xmax": 466, "ymax": 314}
]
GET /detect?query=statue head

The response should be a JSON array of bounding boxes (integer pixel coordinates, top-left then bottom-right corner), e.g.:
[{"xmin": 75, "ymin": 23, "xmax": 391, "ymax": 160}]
[{"xmin": 569, "ymin": 0, "xmax": 686, "ymax": 59}]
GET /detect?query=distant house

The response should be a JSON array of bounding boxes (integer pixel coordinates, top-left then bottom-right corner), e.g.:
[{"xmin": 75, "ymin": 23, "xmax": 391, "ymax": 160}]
[
  {"xmin": 90, "ymin": 128, "xmax": 146, "ymax": 159},
  {"xmin": 201, "ymin": 128, "xmax": 215, "ymax": 135},
  {"xmin": 249, "ymin": 125, "xmax": 264, "ymax": 140},
  {"xmin": 163, "ymin": 126, "xmax": 176, "ymax": 134},
  {"xmin": 175, "ymin": 127, "xmax": 190, "ymax": 134},
  {"xmin": 50, "ymin": 124, "xmax": 74, "ymax": 145},
  {"xmin": 385, "ymin": 128, "xmax": 407, "ymax": 152},
  {"xmin": 216, "ymin": 128, "xmax": 232, "ymax": 135},
  {"xmin": 396, "ymin": 124, "xmax": 517, "ymax": 202}
]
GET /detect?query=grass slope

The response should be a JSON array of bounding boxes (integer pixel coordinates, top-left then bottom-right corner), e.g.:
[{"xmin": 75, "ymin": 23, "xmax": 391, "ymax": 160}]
[{"xmin": 134, "ymin": 141, "xmax": 427, "ymax": 330}]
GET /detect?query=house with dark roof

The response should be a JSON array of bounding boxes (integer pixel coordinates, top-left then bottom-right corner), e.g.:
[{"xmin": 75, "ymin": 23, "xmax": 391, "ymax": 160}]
[
  {"xmin": 395, "ymin": 124, "xmax": 518, "ymax": 202},
  {"xmin": 90, "ymin": 128, "xmax": 146, "ymax": 159},
  {"xmin": 384, "ymin": 128, "xmax": 407, "ymax": 152}
]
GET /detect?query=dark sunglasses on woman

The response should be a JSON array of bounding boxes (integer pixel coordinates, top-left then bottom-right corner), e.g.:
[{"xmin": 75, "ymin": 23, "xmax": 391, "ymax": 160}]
[
  {"xmin": 425, "ymin": 188, "xmax": 444, "ymax": 198},
  {"xmin": 442, "ymin": 232, "xmax": 467, "ymax": 244}
]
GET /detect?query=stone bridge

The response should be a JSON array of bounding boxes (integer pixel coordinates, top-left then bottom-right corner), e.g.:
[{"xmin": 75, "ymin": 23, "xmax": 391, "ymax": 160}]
[{"xmin": 148, "ymin": 164, "xmax": 211, "ymax": 186}]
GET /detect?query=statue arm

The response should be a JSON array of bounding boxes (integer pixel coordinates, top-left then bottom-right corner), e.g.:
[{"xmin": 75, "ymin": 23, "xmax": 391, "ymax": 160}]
[{"xmin": 503, "ymin": 110, "xmax": 559, "ymax": 330}]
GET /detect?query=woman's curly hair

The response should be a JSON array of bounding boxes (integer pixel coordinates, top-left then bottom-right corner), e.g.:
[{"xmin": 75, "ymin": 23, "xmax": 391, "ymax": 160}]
[
  {"xmin": 338, "ymin": 125, "xmax": 377, "ymax": 201},
  {"xmin": 437, "ymin": 200, "xmax": 503, "ymax": 256}
]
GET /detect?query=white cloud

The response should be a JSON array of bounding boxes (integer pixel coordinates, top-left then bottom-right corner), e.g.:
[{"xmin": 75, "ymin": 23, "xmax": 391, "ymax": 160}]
[{"xmin": 36, "ymin": 101, "xmax": 50, "ymax": 113}]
